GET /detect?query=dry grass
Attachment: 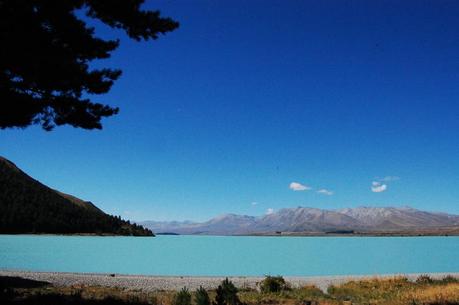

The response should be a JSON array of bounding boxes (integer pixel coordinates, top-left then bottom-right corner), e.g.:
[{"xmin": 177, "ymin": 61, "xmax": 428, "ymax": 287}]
[
  {"xmin": 8, "ymin": 285, "xmax": 159, "ymax": 304},
  {"xmin": 327, "ymin": 276, "xmax": 459, "ymax": 305},
  {"xmin": 327, "ymin": 276, "xmax": 415, "ymax": 302},
  {"xmin": 239, "ymin": 285, "xmax": 329, "ymax": 305},
  {"xmin": 399, "ymin": 283, "xmax": 459, "ymax": 305}
]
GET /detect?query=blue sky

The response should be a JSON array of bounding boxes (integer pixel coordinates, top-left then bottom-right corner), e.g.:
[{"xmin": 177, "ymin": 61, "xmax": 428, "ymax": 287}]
[{"xmin": 2, "ymin": 0, "xmax": 459, "ymax": 221}]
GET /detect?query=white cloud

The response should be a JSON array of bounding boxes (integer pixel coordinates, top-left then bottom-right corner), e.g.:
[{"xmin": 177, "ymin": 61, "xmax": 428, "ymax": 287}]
[
  {"xmin": 371, "ymin": 181, "xmax": 387, "ymax": 193},
  {"xmin": 289, "ymin": 182, "xmax": 311, "ymax": 191},
  {"xmin": 251, "ymin": 201, "xmax": 258, "ymax": 206},
  {"xmin": 266, "ymin": 208, "xmax": 274, "ymax": 215},
  {"xmin": 371, "ymin": 175, "xmax": 399, "ymax": 193},
  {"xmin": 317, "ymin": 189, "xmax": 334, "ymax": 195},
  {"xmin": 379, "ymin": 176, "xmax": 400, "ymax": 182}
]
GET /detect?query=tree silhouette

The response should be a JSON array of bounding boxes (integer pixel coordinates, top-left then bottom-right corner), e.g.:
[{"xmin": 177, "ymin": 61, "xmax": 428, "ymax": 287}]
[
  {"xmin": 195, "ymin": 286, "xmax": 211, "ymax": 305},
  {"xmin": 213, "ymin": 279, "xmax": 245, "ymax": 305},
  {"xmin": 0, "ymin": 0, "xmax": 178, "ymax": 131}
]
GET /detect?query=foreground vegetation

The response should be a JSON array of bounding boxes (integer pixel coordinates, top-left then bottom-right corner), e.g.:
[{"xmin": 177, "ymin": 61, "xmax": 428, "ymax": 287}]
[{"xmin": 1, "ymin": 275, "xmax": 458, "ymax": 305}]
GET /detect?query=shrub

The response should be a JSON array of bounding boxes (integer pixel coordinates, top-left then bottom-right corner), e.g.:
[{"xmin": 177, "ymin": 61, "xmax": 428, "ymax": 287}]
[
  {"xmin": 294, "ymin": 285, "xmax": 327, "ymax": 300},
  {"xmin": 173, "ymin": 287, "xmax": 191, "ymax": 305},
  {"xmin": 440, "ymin": 275, "xmax": 459, "ymax": 284},
  {"xmin": 213, "ymin": 278, "xmax": 244, "ymax": 305},
  {"xmin": 195, "ymin": 286, "xmax": 210, "ymax": 305},
  {"xmin": 416, "ymin": 275, "xmax": 434, "ymax": 284},
  {"xmin": 259, "ymin": 276, "xmax": 289, "ymax": 293},
  {"xmin": 327, "ymin": 277, "xmax": 413, "ymax": 303}
]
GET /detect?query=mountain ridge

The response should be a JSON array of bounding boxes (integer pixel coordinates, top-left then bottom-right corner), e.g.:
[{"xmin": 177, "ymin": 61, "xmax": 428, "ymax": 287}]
[
  {"xmin": 0, "ymin": 156, "xmax": 153, "ymax": 236},
  {"xmin": 141, "ymin": 206, "xmax": 459, "ymax": 236}
]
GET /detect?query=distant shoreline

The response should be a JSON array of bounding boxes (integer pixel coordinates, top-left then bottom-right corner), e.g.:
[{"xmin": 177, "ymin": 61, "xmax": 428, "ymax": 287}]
[
  {"xmin": 2, "ymin": 231, "xmax": 459, "ymax": 237},
  {"xmin": 1, "ymin": 270, "xmax": 458, "ymax": 292},
  {"xmin": 244, "ymin": 230, "xmax": 459, "ymax": 237},
  {"xmin": 0, "ymin": 233, "xmax": 156, "ymax": 237}
]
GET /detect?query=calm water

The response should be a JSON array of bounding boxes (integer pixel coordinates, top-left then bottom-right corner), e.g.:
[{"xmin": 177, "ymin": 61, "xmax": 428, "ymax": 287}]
[{"xmin": 0, "ymin": 235, "xmax": 458, "ymax": 276}]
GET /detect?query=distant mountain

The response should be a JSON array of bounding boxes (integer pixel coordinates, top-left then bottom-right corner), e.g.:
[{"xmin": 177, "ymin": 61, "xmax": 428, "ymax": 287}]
[
  {"xmin": 338, "ymin": 206, "xmax": 459, "ymax": 230},
  {"xmin": 140, "ymin": 206, "xmax": 459, "ymax": 236},
  {"xmin": 141, "ymin": 214, "xmax": 257, "ymax": 235},
  {"xmin": 253, "ymin": 207, "xmax": 358, "ymax": 233},
  {"xmin": 0, "ymin": 156, "xmax": 153, "ymax": 236}
]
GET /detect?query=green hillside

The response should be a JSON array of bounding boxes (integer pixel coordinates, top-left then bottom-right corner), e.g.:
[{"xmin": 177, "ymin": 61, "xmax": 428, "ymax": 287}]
[{"xmin": 0, "ymin": 157, "xmax": 153, "ymax": 236}]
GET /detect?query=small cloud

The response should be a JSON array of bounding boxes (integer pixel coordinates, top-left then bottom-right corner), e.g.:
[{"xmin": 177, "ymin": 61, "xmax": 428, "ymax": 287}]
[
  {"xmin": 317, "ymin": 189, "xmax": 333, "ymax": 195},
  {"xmin": 371, "ymin": 175, "xmax": 399, "ymax": 193},
  {"xmin": 251, "ymin": 201, "xmax": 258, "ymax": 206},
  {"xmin": 266, "ymin": 208, "xmax": 274, "ymax": 215},
  {"xmin": 289, "ymin": 182, "xmax": 311, "ymax": 191},
  {"xmin": 379, "ymin": 176, "xmax": 400, "ymax": 182},
  {"xmin": 371, "ymin": 181, "xmax": 387, "ymax": 193}
]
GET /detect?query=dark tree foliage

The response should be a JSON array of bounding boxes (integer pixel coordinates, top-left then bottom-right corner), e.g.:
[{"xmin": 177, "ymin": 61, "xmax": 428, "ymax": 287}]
[
  {"xmin": 213, "ymin": 279, "xmax": 245, "ymax": 305},
  {"xmin": 0, "ymin": 0, "xmax": 178, "ymax": 131},
  {"xmin": 195, "ymin": 286, "xmax": 211, "ymax": 305},
  {"xmin": 172, "ymin": 288, "xmax": 191, "ymax": 305},
  {"xmin": 259, "ymin": 276, "xmax": 289, "ymax": 293}
]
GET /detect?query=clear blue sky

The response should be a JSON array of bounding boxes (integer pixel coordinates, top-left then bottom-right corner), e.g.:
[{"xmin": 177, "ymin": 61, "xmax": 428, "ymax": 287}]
[{"xmin": 2, "ymin": 0, "xmax": 459, "ymax": 221}]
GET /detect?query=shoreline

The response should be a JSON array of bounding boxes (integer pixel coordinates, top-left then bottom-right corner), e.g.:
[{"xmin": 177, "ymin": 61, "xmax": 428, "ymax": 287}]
[
  {"xmin": 2, "ymin": 232, "xmax": 459, "ymax": 237},
  {"xmin": 1, "ymin": 270, "xmax": 458, "ymax": 292}
]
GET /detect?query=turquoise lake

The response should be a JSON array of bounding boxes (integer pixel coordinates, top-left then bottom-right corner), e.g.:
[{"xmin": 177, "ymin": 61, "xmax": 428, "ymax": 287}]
[{"xmin": 0, "ymin": 235, "xmax": 458, "ymax": 276}]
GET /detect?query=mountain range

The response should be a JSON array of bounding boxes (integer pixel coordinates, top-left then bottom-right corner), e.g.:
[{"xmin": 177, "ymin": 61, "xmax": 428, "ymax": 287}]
[
  {"xmin": 140, "ymin": 206, "xmax": 459, "ymax": 236},
  {"xmin": 0, "ymin": 156, "xmax": 153, "ymax": 236},
  {"xmin": 3, "ymin": 154, "xmax": 458, "ymax": 237}
]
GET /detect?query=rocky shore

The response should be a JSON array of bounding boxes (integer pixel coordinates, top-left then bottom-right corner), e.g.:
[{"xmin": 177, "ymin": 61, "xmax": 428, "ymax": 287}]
[{"xmin": 1, "ymin": 270, "xmax": 458, "ymax": 292}]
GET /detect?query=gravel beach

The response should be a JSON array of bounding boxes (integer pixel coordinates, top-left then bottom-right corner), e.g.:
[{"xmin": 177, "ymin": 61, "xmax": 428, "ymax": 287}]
[{"xmin": 1, "ymin": 270, "xmax": 458, "ymax": 292}]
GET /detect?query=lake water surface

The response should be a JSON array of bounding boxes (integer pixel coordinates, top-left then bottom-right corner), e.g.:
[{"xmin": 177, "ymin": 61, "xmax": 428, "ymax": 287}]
[{"xmin": 0, "ymin": 235, "xmax": 458, "ymax": 276}]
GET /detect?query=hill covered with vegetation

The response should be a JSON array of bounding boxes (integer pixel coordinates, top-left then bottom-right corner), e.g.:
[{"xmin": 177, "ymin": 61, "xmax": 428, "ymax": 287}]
[{"xmin": 0, "ymin": 156, "xmax": 153, "ymax": 236}]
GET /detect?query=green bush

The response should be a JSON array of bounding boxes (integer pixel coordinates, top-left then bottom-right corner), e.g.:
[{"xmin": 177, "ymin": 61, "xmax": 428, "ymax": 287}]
[
  {"xmin": 173, "ymin": 287, "xmax": 191, "ymax": 305},
  {"xmin": 259, "ymin": 276, "xmax": 289, "ymax": 293},
  {"xmin": 440, "ymin": 275, "xmax": 459, "ymax": 284},
  {"xmin": 214, "ymin": 278, "xmax": 244, "ymax": 305},
  {"xmin": 195, "ymin": 286, "xmax": 210, "ymax": 305},
  {"xmin": 417, "ymin": 274, "xmax": 459, "ymax": 285},
  {"xmin": 416, "ymin": 275, "xmax": 434, "ymax": 284}
]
